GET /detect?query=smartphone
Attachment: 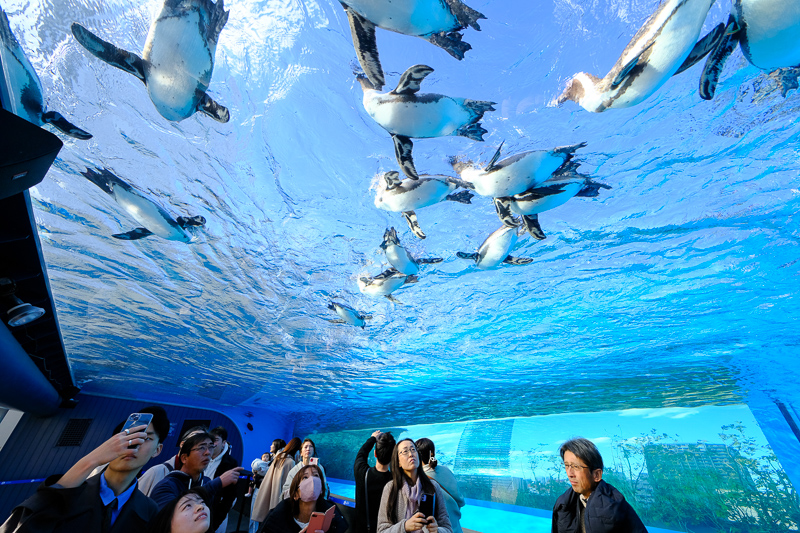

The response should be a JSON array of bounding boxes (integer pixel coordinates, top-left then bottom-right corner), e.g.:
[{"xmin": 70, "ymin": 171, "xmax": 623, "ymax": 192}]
[
  {"xmin": 238, "ymin": 470, "xmax": 254, "ymax": 479},
  {"xmin": 419, "ymin": 492, "xmax": 435, "ymax": 518},
  {"xmin": 307, "ymin": 505, "xmax": 335, "ymax": 532},
  {"xmin": 309, "ymin": 457, "xmax": 319, "ymax": 466},
  {"xmin": 122, "ymin": 413, "xmax": 153, "ymax": 449}
]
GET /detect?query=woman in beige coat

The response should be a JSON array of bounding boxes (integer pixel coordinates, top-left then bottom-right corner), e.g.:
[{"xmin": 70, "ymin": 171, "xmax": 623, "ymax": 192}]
[{"xmin": 251, "ymin": 437, "xmax": 302, "ymax": 525}]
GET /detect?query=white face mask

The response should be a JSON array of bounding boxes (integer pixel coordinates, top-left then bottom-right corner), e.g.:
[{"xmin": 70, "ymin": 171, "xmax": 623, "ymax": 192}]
[{"xmin": 299, "ymin": 476, "xmax": 322, "ymax": 502}]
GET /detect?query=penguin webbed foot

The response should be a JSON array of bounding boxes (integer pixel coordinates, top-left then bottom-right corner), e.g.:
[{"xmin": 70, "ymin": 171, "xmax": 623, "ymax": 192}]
[
  {"xmin": 455, "ymin": 122, "xmax": 488, "ymax": 142},
  {"xmin": 426, "ymin": 31, "xmax": 471, "ymax": 60},
  {"xmin": 177, "ymin": 215, "xmax": 206, "ymax": 228},
  {"xmin": 456, "ymin": 252, "xmax": 478, "ymax": 262},
  {"xmin": 198, "ymin": 93, "xmax": 230, "ymax": 123},
  {"xmin": 502, "ymin": 255, "xmax": 534, "ymax": 266},
  {"xmin": 775, "ymin": 68, "xmax": 800, "ymax": 98},
  {"xmin": 445, "ymin": 190, "xmax": 474, "ymax": 204},
  {"xmin": 442, "ymin": 0, "xmax": 486, "ymax": 31},
  {"xmin": 416, "ymin": 257, "xmax": 443, "ymax": 265},
  {"xmin": 576, "ymin": 180, "xmax": 612, "ymax": 198},
  {"xmin": 41, "ymin": 111, "xmax": 92, "ymax": 140},
  {"xmin": 113, "ymin": 227, "xmax": 154, "ymax": 240}
]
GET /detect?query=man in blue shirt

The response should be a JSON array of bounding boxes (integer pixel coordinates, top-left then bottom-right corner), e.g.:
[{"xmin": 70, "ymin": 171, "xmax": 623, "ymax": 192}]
[{"xmin": 0, "ymin": 406, "xmax": 170, "ymax": 533}]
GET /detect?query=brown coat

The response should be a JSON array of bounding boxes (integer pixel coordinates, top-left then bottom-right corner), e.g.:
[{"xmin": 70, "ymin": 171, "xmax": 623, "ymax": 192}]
[{"xmin": 251, "ymin": 455, "xmax": 296, "ymax": 523}]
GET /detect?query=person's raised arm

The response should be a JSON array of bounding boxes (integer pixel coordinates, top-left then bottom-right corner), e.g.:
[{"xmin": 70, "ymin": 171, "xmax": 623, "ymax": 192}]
[{"xmin": 355, "ymin": 431, "xmax": 381, "ymax": 478}]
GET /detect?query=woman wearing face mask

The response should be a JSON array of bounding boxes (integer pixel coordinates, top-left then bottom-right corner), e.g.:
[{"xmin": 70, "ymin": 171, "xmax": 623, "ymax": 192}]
[
  {"xmin": 281, "ymin": 439, "xmax": 330, "ymax": 499},
  {"xmin": 258, "ymin": 465, "xmax": 348, "ymax": 533},
  {"xmin": 377, "ymin": 439, "xmax": 452, "ymax": 533},
  {"xmin": 146, "ymin": 488, "xmax": 212, "ymax": 533}
]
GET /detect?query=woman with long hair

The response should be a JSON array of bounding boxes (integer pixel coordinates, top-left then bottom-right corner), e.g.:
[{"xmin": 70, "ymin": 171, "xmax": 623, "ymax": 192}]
[
  {"xmin": 281, "ymin": 438, "xmax": 330, "ymax": 499},
  {"xmin": 377, "ymin": 439, "xmax": 452, "ymax": 533},
  {"xmin": 147, "ymin": 488, "xmax": 212, "ymax": 533},
  {"xmin": 251, "ymin": 437, "xmax": 302, "ymax": 527},
  {"xmin": 259, "ymin": 464, "xmax": 348, "ymax": 533}
]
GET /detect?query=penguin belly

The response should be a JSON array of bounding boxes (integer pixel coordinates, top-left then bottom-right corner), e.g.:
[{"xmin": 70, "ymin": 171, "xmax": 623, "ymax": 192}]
[
  {"xmin": 0, "ymin": 16, "xmax": 45, "ymax": 124},
  {"xmin": 464, "ymin": 151, "xmax": 568, "ymax": 198},
  {"xmin": 344, "ymin": 0, "xmax": 458, "ymax": 36},
  {"xmin": 143, "ymin": 13, "xmax": 214, "ymax": 121},
  {"xmin": 112, "ymin": 189, "xmax": 190, "ymax": 241},
  {"xmin": 365, "ymin": 95, "xmax": 471, "ymax": 137},
  {"xmin": 358, "ymin": 277, "xmax": 405, "ymax": 297},
  {"xmin": 335, "ymin": 305, "xmax": 365, "ymax": 327},
  {"xmin": 738, "ymin": 0, "xmax": 800, "ymax": 70},
  {"xmin": 510, "ymin": 183, "xmax": 582, "ymax": 215},
  {"xmin": 476, "ymin": 228, "xmax": 517, "ymax": 269},
  {"xmin": 385, "ymin": 245, "xmax": 419, "ymax": 275},
  {"xmin": 376, "ymin": 180, "xmax": 455, "ymax": 211}
]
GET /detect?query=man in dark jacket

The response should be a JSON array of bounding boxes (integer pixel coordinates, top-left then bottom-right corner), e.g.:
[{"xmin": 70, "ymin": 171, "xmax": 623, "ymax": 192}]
[
  {"xmin": 551, "ymin": 437, "xmax": 647, "ymax": 533},
  {"xmin": 353, "ymin": 430, "xmax": 395, "ymax": 533},
  {"xmin": 206, "ymin": 426, "xmax": 239, "ymax": 532},
  {"xmin": 0, "ymin": 406, "xmax": 170, "ymax": 533}
]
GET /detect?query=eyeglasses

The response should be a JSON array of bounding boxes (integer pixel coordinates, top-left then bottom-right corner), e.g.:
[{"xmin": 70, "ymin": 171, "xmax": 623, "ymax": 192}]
[
  {"xmin": 563, "ymin": 463, "xmax": 590, "ymax": 473},
  {"xmin": 191, "ymin": 444, "xmax": 216, "ymax": 454},
  {"xmin": 398, "ymin": 447, "xmax": 417, "ymax": 457}
]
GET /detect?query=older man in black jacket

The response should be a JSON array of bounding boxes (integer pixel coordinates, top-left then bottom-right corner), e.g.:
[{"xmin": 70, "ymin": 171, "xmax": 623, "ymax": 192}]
[{"xmin": 551, "ymin": 437, "xmax": 647, "ymax": 533}]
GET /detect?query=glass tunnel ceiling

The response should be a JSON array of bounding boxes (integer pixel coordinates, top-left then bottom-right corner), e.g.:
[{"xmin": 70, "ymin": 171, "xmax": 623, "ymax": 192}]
[{"xmin": 4, "ymin": 0, "xmax": 800, "ymax": 434}]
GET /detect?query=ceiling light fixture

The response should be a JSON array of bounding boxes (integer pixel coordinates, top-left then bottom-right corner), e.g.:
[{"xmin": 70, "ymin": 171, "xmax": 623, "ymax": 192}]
[{"xmin": 0, "ymin": 277, "xmax": 45, "ymax": 327}]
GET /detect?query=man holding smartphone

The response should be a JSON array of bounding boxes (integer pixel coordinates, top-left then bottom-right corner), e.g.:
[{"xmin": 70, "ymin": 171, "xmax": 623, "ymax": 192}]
[{"xmin": 0, "ymin": 406, "xmax": 170, "ymax": 533}]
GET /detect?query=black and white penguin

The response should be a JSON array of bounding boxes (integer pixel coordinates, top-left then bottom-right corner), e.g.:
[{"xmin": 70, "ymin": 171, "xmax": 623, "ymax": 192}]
[
  {"xmin": 357, "ymin": 267, "xmax": 418, "ymax": 303},
  {"xmin": 359, "ymin": 64, "xmax": 495, "ymax": 179},
  {"xmin": 456, "ymin": 226, "xmax": 533, "ymax": 270},
  {"xmin": 451, "ymin": 142, "xmax": 587, "ymax": 199},
  {"xmin": 0, "ymin": 8, "xmax": 91, "ymax": 139},
  {"xmin": 557, "ymin": 0, "xmax": 724, "ymax": 112},
  {"xmin": 340, "ymin": 0, "xmax": 485, "ymax": 90},
  {"xmin": 380, "ymin": 227, "xmax": 442, "ymax": 276},
  {"xmin": 72, "ymin": 0, "xmax": 229, "ymax": 122},
  {"xmin": 701, "ymin": 0, "xmax": 800, "ymax": 99},
  {"xmin": 81, "ymin": 167, "xmax": 205, "ymax": 242},
  {"xmin": 494, "ymin": 173, "xmax": 611, "ymax": 239},
  {"xmin": 374, "ymin": 171, "xmax": 474, "ymax": 238},
  {"xmin": 327, "ymin": 302, "xmax": 372, "ymax": 329}
]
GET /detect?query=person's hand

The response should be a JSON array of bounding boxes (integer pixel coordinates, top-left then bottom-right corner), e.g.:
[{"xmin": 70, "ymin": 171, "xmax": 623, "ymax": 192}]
[
  {"xmin": 371, "ymin": 430, "xmax": 382, "ymax": 439},
  {"xmin": 425, "ymin": 517, "xmax": 438, "ymax": 533},
  {"xmin": 87, "ymin": 424, "xmax": 148, "ymax": 466},
  {"xmin": 220, "ymin": 467, "xmax": 245, "ymax": 487},
  {"xmin": 404, "ymin": 512, "xmax": 428, "ymax": 532}
]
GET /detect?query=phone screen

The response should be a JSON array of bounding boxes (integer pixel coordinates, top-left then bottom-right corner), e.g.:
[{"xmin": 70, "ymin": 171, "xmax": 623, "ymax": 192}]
[
  {"xmin": 419, "ymin": 492, "xmax": 435, "ymax": 518},
  {"xmin": 121, "ymin": 413, "xmax": 154, "ymax": 448},
  {"xmin": 309, "ymin": 457, "xmax": 319, "ymax": 465}
]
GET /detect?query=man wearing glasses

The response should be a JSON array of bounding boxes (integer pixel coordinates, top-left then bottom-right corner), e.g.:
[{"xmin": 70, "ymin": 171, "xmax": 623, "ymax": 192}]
[
  {"xmin": 551, "ymin": 438, "xmax": 647, "ymax": 533},
  {"xmin": 150, "ymin": 431, "xmax": 243, "ymax": 510}
]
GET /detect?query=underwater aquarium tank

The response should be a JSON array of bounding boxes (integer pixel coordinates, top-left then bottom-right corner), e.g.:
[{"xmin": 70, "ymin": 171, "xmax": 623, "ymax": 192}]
[{"xmin": 2, "ymin": 0, "xmax": 800, "ymax": 530}]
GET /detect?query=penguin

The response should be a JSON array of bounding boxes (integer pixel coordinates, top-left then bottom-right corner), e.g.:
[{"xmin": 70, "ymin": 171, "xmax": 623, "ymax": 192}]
[
  {"xmin": 557, "ymin": 0, "xmax": 725, "ymax": 112},
  {"xmin": 359, "ymin": 64, "xmax": 495, "ymax": 180},
  {"xmin": 357, "ymin": 268, "xmax": 418, "ymax": 303},
  {"xmin": 340, "ymin": 0, "xmax": 485, "ymax": 90},
  {"xmin": 380, "ymin": 227, "xmax": 443, "ymax": 275},
  {"xmin": 71, "ymin": 0, "xmax": 229, "ymax": 122},
  {"xmin": 451, "ymin": 141, "xmax": 587, "ymax": 199},
  {"xmin": 81, "ymin": 167, "xmax": 205, "ymax": 242},
  {"xmin": 700, "ymin": 0, "xmax": 800, "ymax": 99},
  {"xmin": 327, "ymin": 301, "xmax": 372, "ymax": 328},
  {"xmin": 494, "ymin": 173, "xmax": 612, "ymax": 239},
  {"xmin": 374, "ymin": 170, "xmax": 474, "ymax": 239},
  {"xmin": 456, "ymin": 225, "xmax": 533, "ymax": 270},
  {"xmin": 0, "ymin": 8, "xmax": 91, "ymax": 139}
]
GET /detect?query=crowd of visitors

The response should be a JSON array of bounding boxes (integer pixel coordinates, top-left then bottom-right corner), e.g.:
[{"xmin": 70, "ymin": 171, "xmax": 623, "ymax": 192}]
[{"xmin": 0, "ymin": 407, "xmax": 646, "ymax": 533}]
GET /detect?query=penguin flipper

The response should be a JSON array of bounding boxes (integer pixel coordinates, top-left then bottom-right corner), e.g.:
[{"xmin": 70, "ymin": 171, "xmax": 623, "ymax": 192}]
[
  {"xmin": 112, "ymin": 228, "xmax": 154, "ymax": 240},
  {"xmin": 494, "ymin": 198, "xmax": 520, "ymax": 228},
  {"xmin": 385, "ymin": 294, "xmax": 404, "ymax": 304},
  {"xmin": 71, "ymin": 23, "xmax": 145, "ymax": 82},
  {"xmin": 456, "ymin": 252, "xmax": 478, "ymax": 261},
  {"xmin": 41, "ymin": 111, "xmax": 92, "ymax": 140},
  {"xmin": 197, "ymin": 93, "xmax": 230, "ymax": 123},
  {"xmin": 401, "ymin": 211, "xmax": 426, "ymax": 239},
  {"xmin": 176, "ymin": 215, "xmax": 207, "ymax": 228},
  {"xmin": 674, "ymin": 22, "xmax": 726, "ymax": 76},
  {"xmin": 775, "ymin": 68, "xmax": 800, "ymax": 98},
  {"xmin": 484, "ymin": 141, "xmax": 505, "ymax": 172},
  {"xmin": 392, "ymin": 135, "xmax": 418, "ymax": 180},
  {"xmin": 415, "ymin": 257, "xmax": 443, "ymax": 265},
  {"xmin": 391, "ymin": 64, "xmax": 434, "ymax": 96},
  {"xmin": 344, "ymin": 6, "xmax": 384, "ymax": 91},
  {"xmin": 326, "ymin": 319, "xmax": 347, "ymax": 324},
  {"xmin": 503, "ymin": 255, "xmax": 534, "ymax": 266},
  {"xmin": 522, "ymin": 214, "xmax": 546, "ymax": 240},
  {"xmin": 442, "ymin": 0, "xmax": 486, "ymax": 31},
  {"xmin": 611, "ymin": 42, "xmax": 653, "ymax": 88},
  {"xmin": 383, "ymin": 171, "xmax": 403, "ymax": 190},
  {"xmin": 700, "ymin": 16, "xmax": 739, "ymax": 100},
  {"xmin": 445, "ymin": 190, "xmax": 474, "ymax": 204}
]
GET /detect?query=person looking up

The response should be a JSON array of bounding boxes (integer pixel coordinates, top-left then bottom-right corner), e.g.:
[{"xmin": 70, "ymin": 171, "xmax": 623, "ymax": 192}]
[
  {"xmin": 205, "ymin": 427, "xmax": 239, "ymax": 533},
  {"xmin": 146, "ymin": 488, "xmax": 212, "ymax": 533},
  {"xmin": 150, "ymin": 432, "xmax": 243, "ymax": 511},
  {"xmin": 140, "ymin": 426, "xmax": 208, "ymax": 497},
  {"xmin": 354, "ymin": 430, "xmax": 395, "ymax": 533},
  {"xmin": 415, "ymin": 439, "xmax": 465, "ymax": 533},
  {"xmin": 1, "ymin": 406, "xmax": 170, "ymax": 533},
  {"xmin": 281, "ymin": 439, "xmax": 329, "ymax": 499},
  {"xmin": 257, "ymin": 465, "xmax": 347, "ymax": 533},
  {"xmin": 377, "ymin": 439, "xmax": 452, "ymax": 533},
  {"xmin": 268, "ymin": 439, "xmax": 286, "ymax": 466},
  {"xmin": 552, "ymin": 437, "xmax": 647, "ymax": 533},
  {"xmin": 250, "ymin": 438, "xmax": 302, "ymax": 530}
]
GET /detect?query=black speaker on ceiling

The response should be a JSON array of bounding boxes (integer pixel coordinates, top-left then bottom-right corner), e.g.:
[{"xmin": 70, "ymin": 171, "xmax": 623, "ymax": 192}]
[{"xmin": 0, "ymin": 108, "xmax": 63, "ymax": 200}]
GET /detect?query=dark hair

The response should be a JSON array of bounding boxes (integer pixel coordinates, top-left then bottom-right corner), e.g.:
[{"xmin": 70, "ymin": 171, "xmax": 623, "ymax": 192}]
[
  {"xmin": 275, "ymin": 437, "xmax": 302, "ymax": 467},
  {"xmin": 387, "ymin": 439, "xmax": 435, "ymax": 522},
  {"xmin": 181, "ymin": 425, "xmax": 209, "ymax": 442},
  {"xmin": 301, "ymin": 438, "xmax": 317, "ymax": 457},
  {"xmin": 146, "ymin": 487, "xmax": 212, "ymax": 533},
  {"xmin": 559, "ymin": 437, "xmax": 604, "ymax": 472},
  {"xmin": 414, "ymin": 438, "xmax": 434, "ymax": 465},
  {"xmin": 375, "ymin": 432, "xmax": 395, "ymax": 465},
  {"xmin": 210, "ymin": 426, "xmax": 228, "ymax": 442},
  {"xmin": 272, "ymin": 438, "xmax": 286, "ymax": 451},
  {"xmin": 177, "ymin": 432, "xmax": 214, "ymax": 469},
  {"xmin": 288, "ymin": 464, "xmax": 326, "ymax": 518},
  {"xmin": 140, "ymin": 406, "xmax": 170, "ymax": 445}
]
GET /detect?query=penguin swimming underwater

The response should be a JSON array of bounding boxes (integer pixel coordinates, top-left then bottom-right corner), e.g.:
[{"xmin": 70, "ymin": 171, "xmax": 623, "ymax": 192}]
[
  {"xmin": 0, "ymin": 8, "xmax": 91, "ymax": 139},
  {"xmin": 340, "ymin": 0, "xmax": 485, "ymax": 90},
  {"xmin": 494, "ymin": 173, "xmax": 611, "ymax": 239},
  {"xmin": 700, "ymin": 0, "xmax": 800, "ymax": 99},
  {"xmin": 557, "ymin": 0, "xmax": 724, "ymax": 112},
  {"xmin": 357, "ymin": 268, "xmax": 418, "ymax": 303},
  {"xmin": 71, "ymin": 0, "xmax": 229, "ymax": 123},
  {"xmin": 451, "ymin": 142, "xmax": 587, "ymax": 199},
  {"xmin": 456, "ymin": 225, "xmax": 533, "ymax": 270},
  {"xmin": 359, "ymin": 64, "xmax": 495, "ymax": 180},
  {"xmin": 374, "ymin": 171, "xmax": 474, "ymax": 239},
  {"xmin": 327, "ymin": 301, "xmax": 372, "ymax": 329},
  {"xmin": 81, "ymin": 167, "xmax": 205, "ymax": 242},
  {"xmin": 380, "ymin": 227, "xmax": 442, "ymax": 276}
]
